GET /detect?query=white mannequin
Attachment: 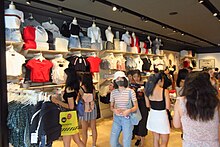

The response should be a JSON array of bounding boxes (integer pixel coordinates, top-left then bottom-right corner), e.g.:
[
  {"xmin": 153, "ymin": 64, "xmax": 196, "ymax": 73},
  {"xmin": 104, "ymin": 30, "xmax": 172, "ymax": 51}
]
[
  {"xmin": 132, "ymin": 32, "xmax": 136, "ymax": 46},
  {"xmin": 92, "ymin": 21, "xmax": 96, "ymax": 27},
  {"xmin": 9, "ymin": 1, "xmax": 16, "ymax": 9},
  {"xmin": 126, "ymin": 30, "xmax": 129, "ymax": 35},
  {"xmin": 105, "ymin": 26, "xmax": 114, "ymax": 43},
  {"xmin": 147, "ymin": 36, "xmax": 152, "ymax": 47},
  {"xmin": 121, "ymin": 31, "xmax": 131, "ymax": 45},
  {"xmin": 72, "ymin": 17, "xmax": 78, "ymax": 25}
]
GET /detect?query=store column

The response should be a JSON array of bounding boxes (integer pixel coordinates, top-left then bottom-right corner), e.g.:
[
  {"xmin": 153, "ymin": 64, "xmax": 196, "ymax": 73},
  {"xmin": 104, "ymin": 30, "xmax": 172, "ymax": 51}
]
[{"xmin": 0, "ymin": 0, "xmax": 9, "ymax": 147}]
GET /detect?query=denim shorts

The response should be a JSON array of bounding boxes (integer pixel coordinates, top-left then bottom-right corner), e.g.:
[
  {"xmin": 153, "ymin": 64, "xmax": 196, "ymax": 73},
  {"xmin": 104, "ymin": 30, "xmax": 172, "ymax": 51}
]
[
  {"xmin": 80, "ymin": 36, "xmax": 91, "ymax": 48},
  {"xmin": 69, "ymin": 36, "xmax": 81, "ymax": 48},
  {"xmin": 5, "ymin": 28, "xmax": 22, "ymax": 42}
]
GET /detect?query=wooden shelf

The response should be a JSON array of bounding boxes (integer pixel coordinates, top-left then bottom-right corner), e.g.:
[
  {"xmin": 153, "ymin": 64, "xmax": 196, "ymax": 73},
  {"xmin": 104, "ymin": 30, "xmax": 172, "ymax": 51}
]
[
  {"xmin": 22, "ymin": 49, "xmax": 69, "ymax": 56},
  {"xmin": 6, "ymin": 41, "xmax": 23, "ymax": 46},
  {"xmin": 27, "ymin": 84, "xmax": 65, "ymax": 90},
  {"xmin": 69, "ymin": 48, "xmax": 99, "ymax": 52}
]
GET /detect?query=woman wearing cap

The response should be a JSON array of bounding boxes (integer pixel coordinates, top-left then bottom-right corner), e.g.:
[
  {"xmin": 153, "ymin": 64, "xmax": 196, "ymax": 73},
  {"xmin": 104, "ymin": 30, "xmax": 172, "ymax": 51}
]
[
  {"xmin": 110, "ymin": 71, "xmax": 138, "ymax": 147},
  {"xmin": 145, "ymin": 73, "xmax": 170, "ymax": 147}
]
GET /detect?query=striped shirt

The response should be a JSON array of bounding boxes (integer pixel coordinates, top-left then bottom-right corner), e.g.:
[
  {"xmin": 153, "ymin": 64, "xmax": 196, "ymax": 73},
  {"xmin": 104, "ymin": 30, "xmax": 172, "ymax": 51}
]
[{"xmin": 110, "ymin": 88, "xmax": 137, "ymax": 110}]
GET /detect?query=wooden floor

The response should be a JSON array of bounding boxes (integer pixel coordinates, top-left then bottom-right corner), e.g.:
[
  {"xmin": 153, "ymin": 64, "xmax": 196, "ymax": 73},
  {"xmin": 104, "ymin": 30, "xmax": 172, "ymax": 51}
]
[{"xmin": 53, "ymin": 118, "xmax": 182, "ymax": 147}]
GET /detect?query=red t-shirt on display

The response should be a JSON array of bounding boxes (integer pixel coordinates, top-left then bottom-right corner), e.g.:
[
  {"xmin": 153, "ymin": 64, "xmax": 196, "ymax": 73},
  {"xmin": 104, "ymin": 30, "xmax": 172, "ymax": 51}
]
[
  {"xmin": 86, "ymin": 56, "xmax": 101, "ymax": 73},
  {"xmin": 26, "ymin": 59, "xmax": 53, "ymax": 82}
]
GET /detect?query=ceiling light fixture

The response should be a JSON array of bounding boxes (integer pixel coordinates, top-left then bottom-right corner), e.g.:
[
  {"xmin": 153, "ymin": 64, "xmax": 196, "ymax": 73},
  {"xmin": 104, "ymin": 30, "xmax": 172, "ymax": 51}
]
[
  {"xmin": 162, "ymin": 26, "xmax": 167, "ymax": 29},
  {"xmin": 141, "ymin": 17, "xmax": 148, "ymax": 22},
  {"xmin": 112, "ymin": 6, "xmax": 117, "ymax": 11},
  {"xmin": 213, "ymin": 13, "xmax": 218, "ymax": 16},
  {"xmin": 119, "ymin": 8, "xmax": 123, "ymax": 12},
  {"xmin": 181, "ymin": 33, "xmax": 185, "ymax": 36},
  {"xmin": 198, "ymin": 0, "xmax": 204, "ymax": 3},
  {"xmin": 26, "ymin": 0, "xmax": 31, "ymax": 5},
  {"xmin": 173, "ymin": 30, "xmax": 177, "ymax": 33},
  {"xmin": 58, "ymin": 7, "xmax": 63, "ymax": 13}
]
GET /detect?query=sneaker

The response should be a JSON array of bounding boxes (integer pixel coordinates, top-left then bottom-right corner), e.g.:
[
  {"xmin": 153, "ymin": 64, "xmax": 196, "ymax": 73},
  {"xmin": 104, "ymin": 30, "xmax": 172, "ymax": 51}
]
[{"xmin": 135, "ymin": 139, "xmax": 141, "ymax": 146}]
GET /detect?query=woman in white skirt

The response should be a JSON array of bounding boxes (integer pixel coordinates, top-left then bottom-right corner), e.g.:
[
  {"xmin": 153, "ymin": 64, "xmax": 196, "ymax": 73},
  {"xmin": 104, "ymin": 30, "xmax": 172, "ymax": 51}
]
[{"xmin": 145, "ymin": 73, "xmax": 171, "ymax": 147}]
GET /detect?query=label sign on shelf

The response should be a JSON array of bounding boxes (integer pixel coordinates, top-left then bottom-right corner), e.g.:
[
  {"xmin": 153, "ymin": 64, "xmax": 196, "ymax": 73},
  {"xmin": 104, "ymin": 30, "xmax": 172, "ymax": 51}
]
[{"xmin": 199, "ymin": 59, "xmax": 215, "ymax": 69}]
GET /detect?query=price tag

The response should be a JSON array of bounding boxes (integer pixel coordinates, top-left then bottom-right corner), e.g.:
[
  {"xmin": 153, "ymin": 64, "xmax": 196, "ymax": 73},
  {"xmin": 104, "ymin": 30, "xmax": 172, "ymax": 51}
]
[
  {"xmin": 79, "ymin": 59, "xmax": 82, "ymax": 63},
  {"xmin": 31, "ymin": 133, "xmax": 38, "ymax": 143}
]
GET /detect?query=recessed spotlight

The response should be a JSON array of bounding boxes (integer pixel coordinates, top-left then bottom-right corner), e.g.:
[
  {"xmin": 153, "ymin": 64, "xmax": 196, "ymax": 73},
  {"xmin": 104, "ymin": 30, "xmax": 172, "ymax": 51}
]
[
  {"xmin": 198, "ymin": 0, "xmax": 204, "ymax": 3},
  {"xmin": 26, "ymin": 0, "xmax": 31, "ymax": 5},
  {"xmin": 112, "ymin": 6, "xmax": 117, "ymax": 11},
  {"xmin": 58, "ymin": 7, "xmax": 63, "ymax": 13},
  {"xmin": 213, "ymin": 13, "xmax": 218, "ymax": 16},
  {"xmin": 181, "ymin": 33, "xmax": 185, "ymax": 36}
]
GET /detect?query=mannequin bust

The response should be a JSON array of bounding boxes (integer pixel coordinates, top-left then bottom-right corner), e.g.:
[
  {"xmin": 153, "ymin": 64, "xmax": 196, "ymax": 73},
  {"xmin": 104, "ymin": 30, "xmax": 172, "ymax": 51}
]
[
  {"xmin": 122, "ymin": 30, "xmax": 131, "ymax": 45},
  {"xmin": 72, "ymin": 17, "xmax": 78, "ymax": 25},
  {"xmin": 9, "ymin": 1, "xmax": 16, "ymax": 9},
  {"xmin": 105, "ymin": 26, "xmax": 114, "ymax": 43},
  {"xmin": 132, "ymin": 32, "xmax": 136, "ymax": 46},
  {"xmin": 92, "ymin": 21, "xmax": 96, "ymax": 27},
  {"xmin": 126, "ymin": 30, "xmax": 129, "ymax": 35},
  {"xmin": 147, "ymin": 36, "xmax": 152, "ymax": 47}
]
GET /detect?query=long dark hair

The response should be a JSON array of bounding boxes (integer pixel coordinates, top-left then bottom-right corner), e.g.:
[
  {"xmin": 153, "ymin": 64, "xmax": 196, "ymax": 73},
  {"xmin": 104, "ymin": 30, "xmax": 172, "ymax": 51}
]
[
  {"xmin": 80, "ymin": 73, "xmax": 93, "ymax": 93},
  {"xmin": 145, "ymin": 73, "xmax": 163, "ymax": 97},
  {"xmin": 132, "ymin": 69, "xmax": 142, "ymax": 81},
  {"xmin": 182, "ymin": 71, "xmax": 219, "ymax": 121},
  {"xmin": 176, "ymin": 69, "xmax": 189, "ymax": 87},
  {"xmin": 64, "ymin": 68, "xmax": 80, "ymax": 92}
]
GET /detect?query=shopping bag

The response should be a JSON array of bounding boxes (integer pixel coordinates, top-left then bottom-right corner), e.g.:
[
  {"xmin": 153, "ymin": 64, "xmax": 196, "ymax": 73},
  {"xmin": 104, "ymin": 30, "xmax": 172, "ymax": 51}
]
[
  {"xmin": 59, "ymin": 111, "xmax": 79, "ymax": 136},
  {"xmin": 127, "ymin": 89, "xmax": 142, "ymax": 125}
]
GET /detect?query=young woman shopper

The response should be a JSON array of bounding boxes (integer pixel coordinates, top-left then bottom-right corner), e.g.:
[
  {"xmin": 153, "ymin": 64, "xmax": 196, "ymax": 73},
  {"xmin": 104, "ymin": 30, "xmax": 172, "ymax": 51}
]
[
  {"xmin": 110, "ymin": 71, "xmax": 138, "ymax": 147},
  {"xmin": 145, "ymin": 73, "xmax": 170, "ymax": 147},
  {"xmin": 51, "ymin": 67, "xmax": 85, "ymax": 147},
  {"xmin": 78, "ymin": 73, "xmax": 97, "ymax": 147},
  {"xmin": 173, "ymin": 71, "xmax": 219, "ymax": 147},
  {"xmin": 131, "ymin": 70, "xmax": 149, "ymax": 147}
]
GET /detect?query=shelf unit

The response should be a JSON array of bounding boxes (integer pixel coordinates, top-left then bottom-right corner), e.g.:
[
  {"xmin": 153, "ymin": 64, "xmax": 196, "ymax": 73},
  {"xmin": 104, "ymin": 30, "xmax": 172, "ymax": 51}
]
[
  {"xmin": 22, "ymin": 49, "xmax": 69, "ymax": 57},
  {"xmin": 26, "ymin": 84, "xmax": 65, "ymax": 90},
  {"xmin": 69, "ymin": 48, "xmax": 99, "ymax": 52},
  {"xmin": 6, "ymin": 41, "xmax": 23, "ymax": 52},
  {"xmin": 100, "ymin": 50, "xmax": 164, "ymax": 57}
]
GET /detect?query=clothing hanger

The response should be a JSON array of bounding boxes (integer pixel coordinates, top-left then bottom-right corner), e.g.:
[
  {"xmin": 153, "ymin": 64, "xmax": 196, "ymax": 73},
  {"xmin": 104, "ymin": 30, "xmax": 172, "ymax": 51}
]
[
  {"xmin": 63, "ymin": 21, "xmax": 67, "ymax": 24},
  {"xmin": 28, "ymin": 13, "xmax": 34, "ymax": 20},
  {"xmin": 48, "ymin": 17, "xmax": 53, "ymax": 24},
  {"xmin": 33, "ymin": 53, "xmax": 45, "ymax": 62}
]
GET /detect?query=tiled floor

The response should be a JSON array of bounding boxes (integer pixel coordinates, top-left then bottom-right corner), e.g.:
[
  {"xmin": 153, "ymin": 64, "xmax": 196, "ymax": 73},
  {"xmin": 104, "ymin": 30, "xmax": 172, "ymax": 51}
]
[{"xmin": 53, "ymin": 118, "xmax": 182, "ymax": 147}]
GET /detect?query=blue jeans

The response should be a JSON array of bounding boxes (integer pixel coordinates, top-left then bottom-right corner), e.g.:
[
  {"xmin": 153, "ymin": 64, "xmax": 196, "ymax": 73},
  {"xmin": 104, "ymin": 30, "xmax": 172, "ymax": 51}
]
[
  {"xmin": 110, "ymin": 115, "xmax": 133, "ymax": 147},
  {"xmin": 69, "ymin": 36, "xmax": 81, "ymax": 48}
]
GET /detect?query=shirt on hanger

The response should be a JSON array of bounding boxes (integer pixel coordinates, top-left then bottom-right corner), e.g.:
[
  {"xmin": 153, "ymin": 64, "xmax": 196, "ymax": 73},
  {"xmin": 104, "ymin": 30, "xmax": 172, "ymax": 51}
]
[
  {"xmin": 42, "ymin": 22, "xmax": 61, "ymax": 39},
  {"xmin": 26, "ymin": 59, "xmax": 53, "ymax": 82},
  {"xmin": 5, "ymin": 8, "xmax": 24, "ymax": 29},
  {"xmin": 133, "ymin": 56, "xmax": 143, "ymax": 71},
  {"xmin": 86, "ymin": 56, "xmax": 102, "ymax": 73},
  {"xmin": 6, "ymin": 49, "xmax": 26, "ymax": 76},
  {"xmin": 67, "ymin": 56, "xmax": 90, "ymax": 72},
  {"xmin": 60, "ymin": 22, "xmax": 70, "ymax": 38},
  {"xmin": 142, "ymin": 58, "xmax": 152, "ymax": 71},
  {"xmin": 23, "ymin": 18, "xmax": 41, "ymax": 27},
  {"xmin": 51, "ymin": 58, "xmax": 69, "ymax": 84}
]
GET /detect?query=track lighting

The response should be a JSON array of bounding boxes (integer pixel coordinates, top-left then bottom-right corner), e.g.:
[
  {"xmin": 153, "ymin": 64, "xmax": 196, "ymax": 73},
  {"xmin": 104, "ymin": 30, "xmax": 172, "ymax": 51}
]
[
  {"xmin": 119, "ymin": 8, "xmax": 123, "ymax": 12},
  {"xmin": 173, "ymin": 30, "xmax": 177, "ymax": 33},
  {"xmin": 162, "ymin": 26, "xmax": 167, "ymax": 29},
  {"xmin": 112, "ymin": 6, "xmax": 117, "ymax": 11},
  {"xmin": 198, "ymin": 0, "xmax": 204, "ymax": 3},
  {"xmin": 141, "ymin": 17, "xmax": 148, "ymax": 22},
  {"xmin": 213, "ymin": 13, "xmax": 218, "ymax": 16},
  {"xmin": 58, "ymin": 7, "xmax": 63, "ymax": 13},
  {"xmin": 181, "ymin": 33, "xmax": 185, "ymax": 36},
  {"xmin": 26, "ymin": 0, "xmax": 31, "ymax": 5}
]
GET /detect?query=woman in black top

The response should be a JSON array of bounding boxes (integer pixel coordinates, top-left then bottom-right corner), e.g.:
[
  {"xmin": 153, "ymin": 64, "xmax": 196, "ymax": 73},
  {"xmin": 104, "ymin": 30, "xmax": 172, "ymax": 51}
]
[
  {"xmin": 131, "ymin": 70, "xmax": 150, "ymax": 147},
  {"xmin": 51, "ymin": 67, "xmax": 85, "ymax": 147}
]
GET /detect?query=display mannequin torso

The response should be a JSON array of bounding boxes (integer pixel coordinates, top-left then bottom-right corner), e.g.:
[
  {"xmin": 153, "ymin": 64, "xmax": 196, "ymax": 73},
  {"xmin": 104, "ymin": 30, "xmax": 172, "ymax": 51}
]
[
  {"xmin": 121, "ymin": 31, "xmax": 131, "ymax": 45},
  {"xmin": 69, "ymin": 17, "xmax": 80, "ymax": 36},
  {"xmin": 105, "ymin": 26, "xmax": 114, "ymax": 43},
  {"xmin": 87, "ymin": 22, "xmax": 102, "ymax": 43},
  {"xmin": 5, "ymin": 1, "xmax": 24, "ymax": 29}
]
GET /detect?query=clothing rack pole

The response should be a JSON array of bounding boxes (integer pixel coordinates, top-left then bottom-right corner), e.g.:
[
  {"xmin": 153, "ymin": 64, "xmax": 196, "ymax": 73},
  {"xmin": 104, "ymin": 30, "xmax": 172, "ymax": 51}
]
[{"xmin": 0, "ymin": 1, "xmax": 9, "ymax": 147}]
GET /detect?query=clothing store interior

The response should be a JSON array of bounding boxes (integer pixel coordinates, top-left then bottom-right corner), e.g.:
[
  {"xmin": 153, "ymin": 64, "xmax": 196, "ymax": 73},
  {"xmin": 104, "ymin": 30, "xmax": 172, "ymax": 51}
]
[{"xmin": 1, "ymin": 0, "xmax": 220, "ymax": 147}]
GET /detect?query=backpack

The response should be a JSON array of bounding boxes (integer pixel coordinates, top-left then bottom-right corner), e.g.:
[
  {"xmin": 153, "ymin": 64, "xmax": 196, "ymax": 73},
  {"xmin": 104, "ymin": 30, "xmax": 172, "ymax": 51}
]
[{"xmin": 80, "ymin": 87, "xmax": 95, "ymax": 112}]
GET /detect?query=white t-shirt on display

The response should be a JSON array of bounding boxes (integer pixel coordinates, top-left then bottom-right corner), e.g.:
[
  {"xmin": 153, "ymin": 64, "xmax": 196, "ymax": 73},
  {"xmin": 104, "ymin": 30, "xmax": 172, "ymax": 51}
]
[
  {"xmin": 133, "ymin": 56, "xmax": 144, "ymax": 71},
  {"xmin": 6, "ymin": 47, "xmax": 26, "ymax": 76},
  {"xmin": 5, "ymin": 8, "xmax": 24, "ymax": 29}
]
